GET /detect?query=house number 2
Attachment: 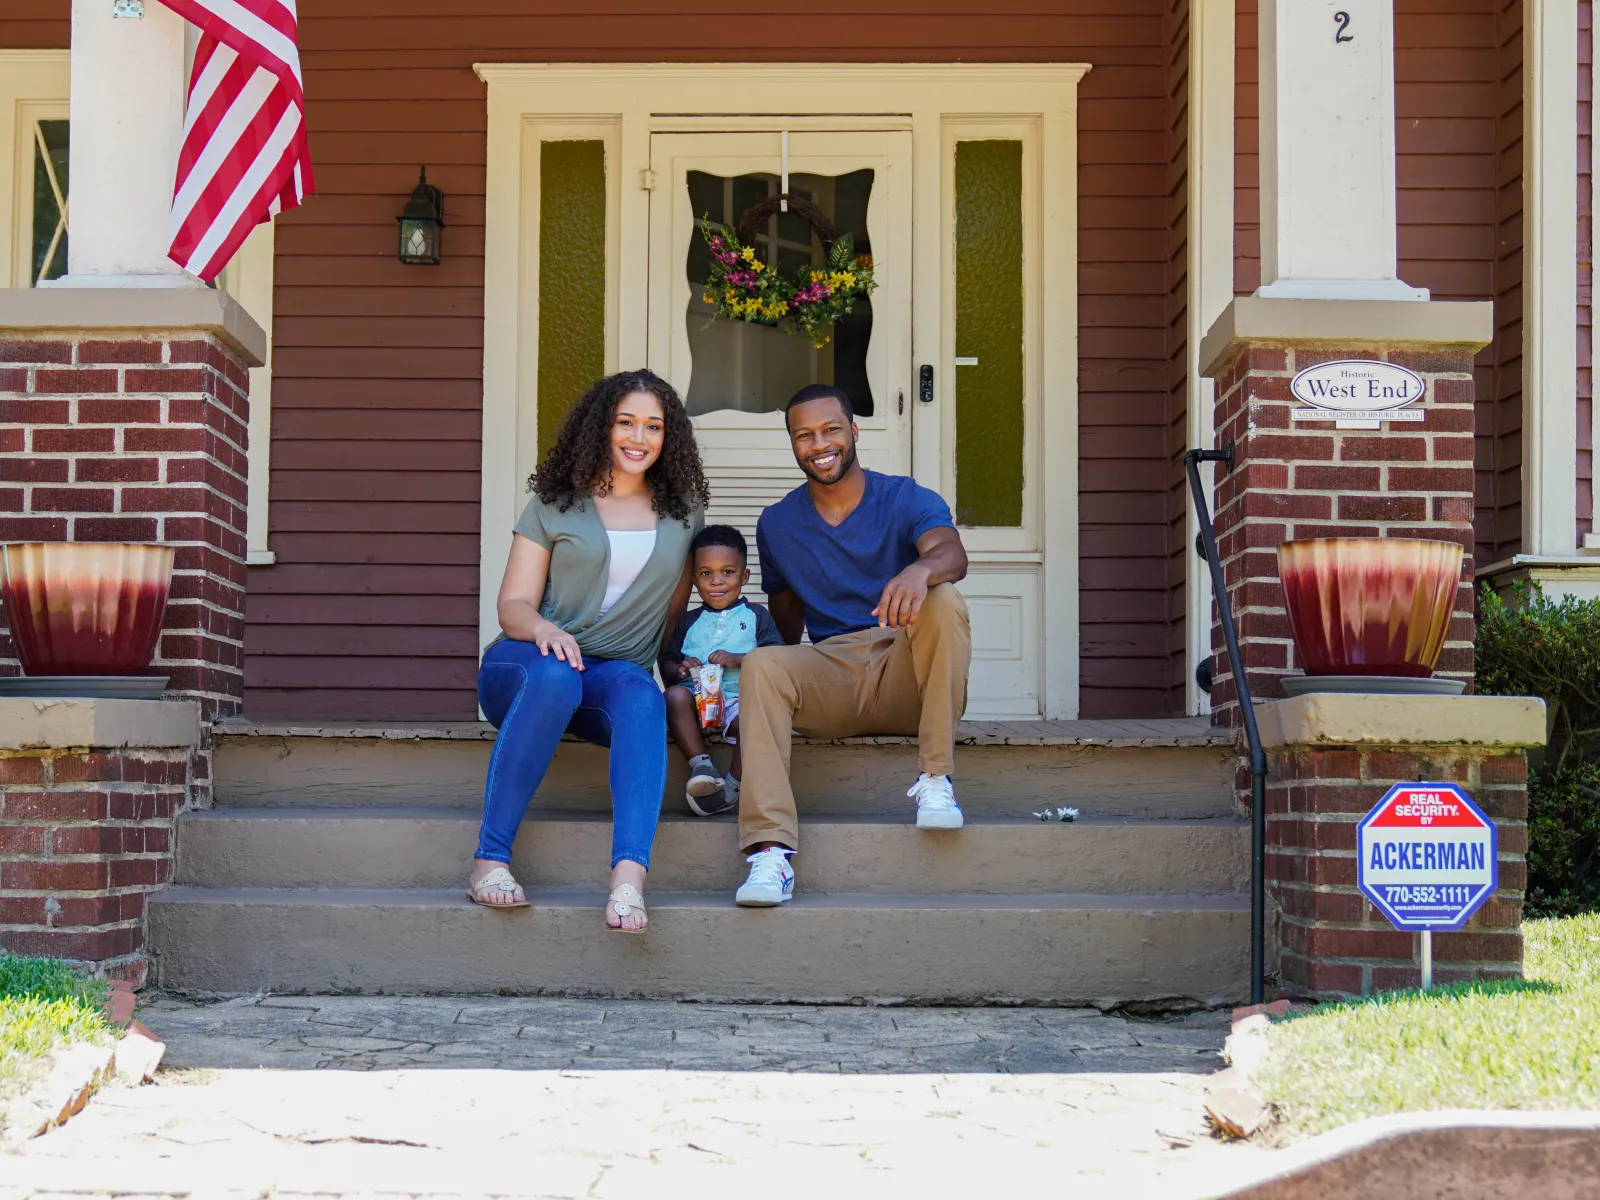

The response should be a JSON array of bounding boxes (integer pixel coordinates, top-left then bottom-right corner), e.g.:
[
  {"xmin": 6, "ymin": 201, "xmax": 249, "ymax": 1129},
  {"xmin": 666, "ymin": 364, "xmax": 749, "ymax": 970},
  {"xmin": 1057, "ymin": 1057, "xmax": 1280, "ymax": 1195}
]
[{"xmin": 1334, "ymin": 11, "xmax": 1354, "ymax": 42}]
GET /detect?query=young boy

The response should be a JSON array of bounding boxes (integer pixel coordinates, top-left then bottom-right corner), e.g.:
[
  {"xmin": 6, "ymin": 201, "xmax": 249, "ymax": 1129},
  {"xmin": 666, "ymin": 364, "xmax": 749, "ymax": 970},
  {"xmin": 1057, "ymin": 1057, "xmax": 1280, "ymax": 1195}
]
[{"xmin": 659, "ymin": 525, "xmax": 784, "ymax": 817}]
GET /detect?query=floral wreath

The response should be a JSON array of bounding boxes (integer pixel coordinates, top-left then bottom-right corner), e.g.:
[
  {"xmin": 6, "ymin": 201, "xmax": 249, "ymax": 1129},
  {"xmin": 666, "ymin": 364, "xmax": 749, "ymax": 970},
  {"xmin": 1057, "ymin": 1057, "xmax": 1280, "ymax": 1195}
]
[{"xmin": 700, "ymin": 194, "xmax": 877, "ymax": 348}]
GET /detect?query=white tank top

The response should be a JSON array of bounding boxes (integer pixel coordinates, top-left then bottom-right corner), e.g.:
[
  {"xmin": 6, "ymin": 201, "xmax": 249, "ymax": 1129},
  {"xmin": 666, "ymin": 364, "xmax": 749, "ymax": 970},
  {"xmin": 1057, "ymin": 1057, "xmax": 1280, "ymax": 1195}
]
[{"xmin": 599, "ymin": 529, "xmax": 657, "ymax": 616}]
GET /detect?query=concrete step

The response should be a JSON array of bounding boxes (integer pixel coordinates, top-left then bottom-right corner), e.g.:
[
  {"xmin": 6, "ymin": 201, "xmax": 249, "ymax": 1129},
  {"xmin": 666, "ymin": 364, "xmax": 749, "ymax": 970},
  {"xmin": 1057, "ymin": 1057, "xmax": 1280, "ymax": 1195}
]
[
  {"xmin": 173, "ymin": 807, "xmax": 1250, "ymax": 895},
  {"xmin": 147, "ymin": 885, "xmax": 1250, "ymax": 1005},
  {"xmin": 213, "ymin": 723, "xmax": 1238, "ymax": 819}
]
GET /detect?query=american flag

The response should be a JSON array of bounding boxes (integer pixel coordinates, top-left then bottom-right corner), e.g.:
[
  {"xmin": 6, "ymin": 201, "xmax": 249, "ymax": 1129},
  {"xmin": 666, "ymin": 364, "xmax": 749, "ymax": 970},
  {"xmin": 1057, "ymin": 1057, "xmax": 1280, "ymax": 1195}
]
[{"xmin": 159, "ymin": 0, "xmax": 314, "ymax": 282}]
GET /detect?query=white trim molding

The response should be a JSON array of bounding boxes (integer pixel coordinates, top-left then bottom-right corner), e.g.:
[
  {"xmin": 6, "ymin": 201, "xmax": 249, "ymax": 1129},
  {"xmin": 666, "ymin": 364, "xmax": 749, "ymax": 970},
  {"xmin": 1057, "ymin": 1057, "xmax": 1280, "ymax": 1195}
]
[
  {"xmin": 1185, "ymin": 0, "xmax": 1234, "ymax": 716},
  {"xmin": 0, "ymin": 51, "xmax": 70, "ymax": 288},
  {"xmin": 1524, "ymin": 0, "xmax": 1580, "ymax": 556},
  {"xmin": 474, "ymin": 62, "xmax": 1089, "ymax": 716},
  {"xmin": 218, "ymin": 221, "xmax": 277, "ymax": 566}
]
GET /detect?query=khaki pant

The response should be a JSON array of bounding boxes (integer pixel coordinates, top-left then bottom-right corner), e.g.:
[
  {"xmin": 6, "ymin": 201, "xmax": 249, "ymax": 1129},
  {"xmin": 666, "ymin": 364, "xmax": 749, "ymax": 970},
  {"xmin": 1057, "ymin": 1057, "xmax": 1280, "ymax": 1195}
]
[{"xmin": 736, "ymin": 582, "xmax": 971, "ymax": 852}]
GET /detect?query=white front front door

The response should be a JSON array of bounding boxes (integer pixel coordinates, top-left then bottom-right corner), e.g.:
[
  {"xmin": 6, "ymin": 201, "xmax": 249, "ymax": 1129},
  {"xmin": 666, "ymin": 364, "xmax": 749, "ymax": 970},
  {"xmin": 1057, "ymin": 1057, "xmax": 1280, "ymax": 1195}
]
[{"xmin": 643, "ymin": 125, "xmax": 1053, "ymax": 718}]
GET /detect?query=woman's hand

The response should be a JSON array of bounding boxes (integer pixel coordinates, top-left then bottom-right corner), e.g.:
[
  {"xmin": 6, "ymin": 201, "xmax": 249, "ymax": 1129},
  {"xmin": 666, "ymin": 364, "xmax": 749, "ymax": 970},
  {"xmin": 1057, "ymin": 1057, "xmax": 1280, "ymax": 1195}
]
[
  {"xmin": 531, "ymin": 616, "xmax": 584, "ymax": 670},
  {"xmin": 707, "ymin": 650, "xmax": 743, "ymax": 668}
]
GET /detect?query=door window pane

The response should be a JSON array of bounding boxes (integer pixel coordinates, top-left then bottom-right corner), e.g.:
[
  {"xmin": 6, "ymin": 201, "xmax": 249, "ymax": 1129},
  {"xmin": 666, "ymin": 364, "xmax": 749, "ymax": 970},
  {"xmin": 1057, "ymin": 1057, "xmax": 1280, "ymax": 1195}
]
[
  {"xmin": 685, "ymin": 169, "xmax": 875, "ymax": 418},
  {"xmin": 537, "ymin": 140, "xmax": 606, "ymax": 459},
  {"xmin": 954, "ymin": 140, "xmax": 1024, "ymax": 528},
  {"xmin": 31, "ymin": 119, "xmax": 68, "ymax": 286}
]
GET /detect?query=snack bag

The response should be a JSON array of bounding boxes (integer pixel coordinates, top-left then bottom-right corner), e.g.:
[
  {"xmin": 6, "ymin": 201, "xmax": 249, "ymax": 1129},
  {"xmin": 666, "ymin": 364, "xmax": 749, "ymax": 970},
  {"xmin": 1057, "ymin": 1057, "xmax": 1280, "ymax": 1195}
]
[{"xmin": 695, "ymin": 663, "xmax": 724, "ymax": 730}]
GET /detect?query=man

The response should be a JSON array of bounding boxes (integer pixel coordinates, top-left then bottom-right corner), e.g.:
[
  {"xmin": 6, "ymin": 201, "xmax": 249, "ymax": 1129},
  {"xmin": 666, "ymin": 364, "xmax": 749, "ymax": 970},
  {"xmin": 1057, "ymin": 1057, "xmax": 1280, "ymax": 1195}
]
[{"xmin": 734, "ymin": 383, "xmax": 972, "ymax": 907}]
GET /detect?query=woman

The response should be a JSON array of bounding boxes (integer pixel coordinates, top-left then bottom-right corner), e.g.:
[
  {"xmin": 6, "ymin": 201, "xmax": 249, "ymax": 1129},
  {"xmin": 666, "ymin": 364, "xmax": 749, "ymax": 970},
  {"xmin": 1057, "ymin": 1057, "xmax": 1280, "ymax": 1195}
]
[{"xmin": 468, "ymin": 369, "xmax": 707, "ymax": 932}]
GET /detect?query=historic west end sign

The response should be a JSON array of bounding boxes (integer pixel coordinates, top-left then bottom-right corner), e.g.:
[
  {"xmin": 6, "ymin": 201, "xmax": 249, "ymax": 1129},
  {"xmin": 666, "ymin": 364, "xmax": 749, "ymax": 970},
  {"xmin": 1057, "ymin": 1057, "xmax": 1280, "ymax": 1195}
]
[{"xmin": 1290, "ymin": 359, "xmax": 1426, "ymax": 430}]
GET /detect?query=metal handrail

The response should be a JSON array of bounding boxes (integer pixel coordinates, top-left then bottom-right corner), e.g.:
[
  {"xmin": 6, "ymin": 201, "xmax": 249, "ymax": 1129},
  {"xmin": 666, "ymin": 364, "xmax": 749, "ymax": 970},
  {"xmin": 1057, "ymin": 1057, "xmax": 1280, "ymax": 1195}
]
[{"xmin": 1184, "ymin": 442, "xmax": 1267, "ymax": 1006}]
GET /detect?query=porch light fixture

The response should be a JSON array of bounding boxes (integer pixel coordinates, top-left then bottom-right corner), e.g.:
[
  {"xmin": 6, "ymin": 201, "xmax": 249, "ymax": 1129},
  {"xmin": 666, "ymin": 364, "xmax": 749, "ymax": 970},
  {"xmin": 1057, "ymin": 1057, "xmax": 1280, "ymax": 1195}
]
[{"xmin": 397, "ymin": 167, "xmax": 443, "ymax": 265}]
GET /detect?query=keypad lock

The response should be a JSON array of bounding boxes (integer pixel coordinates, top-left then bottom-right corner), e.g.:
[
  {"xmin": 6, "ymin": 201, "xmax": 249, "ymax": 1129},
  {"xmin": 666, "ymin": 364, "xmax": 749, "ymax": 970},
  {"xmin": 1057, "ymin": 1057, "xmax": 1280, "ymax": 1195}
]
[{"xmin": 918, "ymin": 364, "xmax": 934, "ymax": 404}]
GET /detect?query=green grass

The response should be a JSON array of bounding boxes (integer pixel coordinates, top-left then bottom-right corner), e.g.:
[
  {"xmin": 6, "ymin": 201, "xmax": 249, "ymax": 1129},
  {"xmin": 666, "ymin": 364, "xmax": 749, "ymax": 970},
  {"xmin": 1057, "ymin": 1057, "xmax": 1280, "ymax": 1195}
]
[
  {"xmin": 0, "ymin": 955, "xmax": 113, "ymax": 1111},
  {"xmin": 1255, "ymin": 914, "xmax": 1600, "ymax": 1139}
]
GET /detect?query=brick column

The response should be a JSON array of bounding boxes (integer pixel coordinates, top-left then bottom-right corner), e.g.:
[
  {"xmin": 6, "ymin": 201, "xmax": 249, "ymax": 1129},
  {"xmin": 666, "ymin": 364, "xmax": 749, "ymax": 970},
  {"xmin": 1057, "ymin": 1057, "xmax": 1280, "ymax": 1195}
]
[
  {"xmin": 1198, "ymin": 300, "xmax": 1492, "ymax": 726},
  {"xmin": 1257, "ymin": 694, "xmax": 1543, "ymax": 998},
  {"xmin": 0, "ymin": 699, "xmax": 200, "ymax": 986},
  {"xmin": 0, "ymin": 330, "xmax": 251, "ymax": 718}
]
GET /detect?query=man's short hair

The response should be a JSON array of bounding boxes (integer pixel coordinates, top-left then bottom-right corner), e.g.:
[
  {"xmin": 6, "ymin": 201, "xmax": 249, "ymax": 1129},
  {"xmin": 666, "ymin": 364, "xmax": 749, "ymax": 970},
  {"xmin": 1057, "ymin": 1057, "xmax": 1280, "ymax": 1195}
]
[
  {"xmin": 691, "ymin": 523, "xmax": 748, "ymax": 564},
  {"xmin": 784, "ymin": 383, "xmax": 854, "ymax": 428}
]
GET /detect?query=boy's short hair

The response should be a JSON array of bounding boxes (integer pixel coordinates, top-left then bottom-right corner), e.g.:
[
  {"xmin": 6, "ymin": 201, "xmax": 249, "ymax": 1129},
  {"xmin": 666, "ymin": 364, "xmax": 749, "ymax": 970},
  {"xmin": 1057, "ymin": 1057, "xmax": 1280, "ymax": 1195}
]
[
  {"xmin": 784, "ymin": 383, "xmax": 854, "ymax": 429},
  {"xmin": 691, "ymin": 524, "xmax": 747, "ymax": 564}
]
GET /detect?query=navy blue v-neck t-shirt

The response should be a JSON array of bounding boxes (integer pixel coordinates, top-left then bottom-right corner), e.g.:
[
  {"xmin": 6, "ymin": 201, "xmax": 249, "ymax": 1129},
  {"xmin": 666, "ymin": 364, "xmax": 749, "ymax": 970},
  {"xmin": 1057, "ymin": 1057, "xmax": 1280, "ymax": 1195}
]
[{"xmin": 755, "ymin": 469, "xmax": 955, "ymax": 643}]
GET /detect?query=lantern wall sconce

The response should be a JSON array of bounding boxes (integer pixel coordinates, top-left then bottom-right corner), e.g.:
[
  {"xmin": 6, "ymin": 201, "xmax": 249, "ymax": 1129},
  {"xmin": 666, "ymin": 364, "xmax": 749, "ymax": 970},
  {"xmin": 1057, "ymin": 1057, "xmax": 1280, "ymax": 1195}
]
[{"xmin": 397, "ymin": 167, "xmax": 444, "ymax": 265}]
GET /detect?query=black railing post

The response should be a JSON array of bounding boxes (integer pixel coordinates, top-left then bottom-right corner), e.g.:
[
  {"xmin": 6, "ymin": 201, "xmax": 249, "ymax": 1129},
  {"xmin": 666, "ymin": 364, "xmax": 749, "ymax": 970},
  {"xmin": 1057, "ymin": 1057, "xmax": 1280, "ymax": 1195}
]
[{"xmin": 1185, "ymin": 442, "xmax": 1267, "ymax": 1006}]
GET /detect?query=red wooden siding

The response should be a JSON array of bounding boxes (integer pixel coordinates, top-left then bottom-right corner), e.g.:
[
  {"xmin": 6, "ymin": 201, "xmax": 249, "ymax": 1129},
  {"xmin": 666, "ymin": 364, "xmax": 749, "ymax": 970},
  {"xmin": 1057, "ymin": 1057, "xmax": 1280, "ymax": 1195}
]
[
  {"xmin": 0, "ymin": 6, "xmax": 65, "ymax": 46},
  {"xmin": 262, "ymin": 1, "xmax": 1189, "ymax": 720},
  {"xmin": 1162, "ymin": 0, "xmax": 1192, "ymax": 716},
  {"xmin": 1483, "ymin": 0, "xmax": 1525, "ymax": 564}
]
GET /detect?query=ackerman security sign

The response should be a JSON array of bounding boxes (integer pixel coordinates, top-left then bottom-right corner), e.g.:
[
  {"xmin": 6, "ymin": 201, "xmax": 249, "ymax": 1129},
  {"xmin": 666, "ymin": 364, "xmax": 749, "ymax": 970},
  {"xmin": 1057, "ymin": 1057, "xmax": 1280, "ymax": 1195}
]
[{"xmin": 1357, "ymin": 782, "xmax": 1498, "ymax": 932}]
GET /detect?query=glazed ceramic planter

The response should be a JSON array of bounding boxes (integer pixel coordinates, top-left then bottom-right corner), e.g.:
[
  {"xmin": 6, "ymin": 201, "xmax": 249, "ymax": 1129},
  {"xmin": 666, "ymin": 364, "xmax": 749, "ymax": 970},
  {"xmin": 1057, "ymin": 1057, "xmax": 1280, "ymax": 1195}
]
[
  {"xmin": 1277, "ymin": 537, "xmax": 1463, "ymax": 677},
  {"xmin": 0, "ymin": 542, "xmax": 173, "ymax": 676}
]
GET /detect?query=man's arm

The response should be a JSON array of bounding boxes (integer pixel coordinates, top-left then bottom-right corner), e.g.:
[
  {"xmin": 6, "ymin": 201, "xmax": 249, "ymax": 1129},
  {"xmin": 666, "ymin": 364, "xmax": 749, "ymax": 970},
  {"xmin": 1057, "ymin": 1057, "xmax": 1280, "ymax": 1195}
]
[
  {"xmin": 766, "ymin": 589, "xmax": 806, "ymax": 645},
  {"xmin": 873, "ymin": 526, "xmax": 969, "ymax": 629}
]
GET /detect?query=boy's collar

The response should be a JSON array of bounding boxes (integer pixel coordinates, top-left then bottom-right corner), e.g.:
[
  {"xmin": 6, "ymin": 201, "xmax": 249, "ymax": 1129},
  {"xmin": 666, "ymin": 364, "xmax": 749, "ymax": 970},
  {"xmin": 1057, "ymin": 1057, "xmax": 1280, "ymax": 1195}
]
[{"xmin": 697, "ymin": 595, "xmax": 750, "ymax": 613}]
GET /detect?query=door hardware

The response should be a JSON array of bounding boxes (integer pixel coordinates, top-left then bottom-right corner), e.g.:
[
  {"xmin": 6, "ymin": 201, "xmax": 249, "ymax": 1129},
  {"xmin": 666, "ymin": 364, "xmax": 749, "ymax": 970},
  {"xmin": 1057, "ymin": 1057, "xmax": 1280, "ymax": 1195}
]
[
  {"xmin": 918, "ymin": 364, "xmax": 934, "ymax": 404},
  {"xmin": 897, "ymin": 390, "xmax": 904, "ymax": 415}
]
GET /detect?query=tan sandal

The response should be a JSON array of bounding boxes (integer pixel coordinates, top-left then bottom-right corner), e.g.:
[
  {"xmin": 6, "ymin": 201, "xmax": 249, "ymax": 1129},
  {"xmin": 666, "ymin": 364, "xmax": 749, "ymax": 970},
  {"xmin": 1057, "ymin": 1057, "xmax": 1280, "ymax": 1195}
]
[
  {"xmin": 606, "ymin": 884, "xmax": 647, "ymax": 934},
  {"xmin": 467, "ymin": 866, "xmax": 529, "ymax": 909}
]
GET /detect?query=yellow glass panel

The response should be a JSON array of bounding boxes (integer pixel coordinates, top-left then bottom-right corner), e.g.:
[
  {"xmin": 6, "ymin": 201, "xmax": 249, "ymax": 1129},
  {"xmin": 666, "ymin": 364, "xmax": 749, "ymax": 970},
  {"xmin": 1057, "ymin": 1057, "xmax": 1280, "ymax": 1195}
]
[
  {"xmin": 954, "ymin": 140, "xmax": 1024, "ymax": 528},
  {"xmin": 537, "ymin": 140, "xmax": 606, "ymax": 459}
]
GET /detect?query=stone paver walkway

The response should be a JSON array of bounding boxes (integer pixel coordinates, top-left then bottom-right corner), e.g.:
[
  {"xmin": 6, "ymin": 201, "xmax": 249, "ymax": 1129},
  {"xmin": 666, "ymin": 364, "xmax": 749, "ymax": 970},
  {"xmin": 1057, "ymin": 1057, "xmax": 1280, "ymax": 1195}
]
[{"xmin": 1, "ymin": 996, "xmax": 1268, "ymax": 1199}]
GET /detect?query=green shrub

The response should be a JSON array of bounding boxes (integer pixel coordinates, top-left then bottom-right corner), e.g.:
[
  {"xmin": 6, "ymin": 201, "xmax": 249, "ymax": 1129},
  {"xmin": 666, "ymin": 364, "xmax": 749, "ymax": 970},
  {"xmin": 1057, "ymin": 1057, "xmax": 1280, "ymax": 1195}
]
[
  {"xmin": 1476, "ymin": 583, "xmax": 1600, "ymax": 770},
  {"xmin": 1477, "ymin": 583, "xmax": 1600, "ymax": 914}
]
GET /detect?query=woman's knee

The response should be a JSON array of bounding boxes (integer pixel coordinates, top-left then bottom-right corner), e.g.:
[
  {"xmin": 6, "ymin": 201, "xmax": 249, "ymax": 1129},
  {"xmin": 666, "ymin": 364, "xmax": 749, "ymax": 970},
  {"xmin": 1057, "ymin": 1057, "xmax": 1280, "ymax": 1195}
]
[{"xmin": 479, "ymin": 644, "xmax": 582, "ymax": 724}]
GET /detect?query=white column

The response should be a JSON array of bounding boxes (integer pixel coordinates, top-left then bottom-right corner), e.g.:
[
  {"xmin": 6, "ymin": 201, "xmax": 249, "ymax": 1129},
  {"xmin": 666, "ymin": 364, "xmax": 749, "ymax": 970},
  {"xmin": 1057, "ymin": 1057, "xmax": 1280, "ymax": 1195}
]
[
  {"xmin": 1186, "ymin": 0, "xmax": 1234, "ymax": 716},
  {"xmin": 1525, "ymin": 0, "xmax": 1579, "ymax": 556},
  {"xmin": 54, "ymin": 0, "xmax": 196, "ymax": 287},
  {"xmin": 1256, "ymin": 0, "xmax": 1426, "ymax": 301}
]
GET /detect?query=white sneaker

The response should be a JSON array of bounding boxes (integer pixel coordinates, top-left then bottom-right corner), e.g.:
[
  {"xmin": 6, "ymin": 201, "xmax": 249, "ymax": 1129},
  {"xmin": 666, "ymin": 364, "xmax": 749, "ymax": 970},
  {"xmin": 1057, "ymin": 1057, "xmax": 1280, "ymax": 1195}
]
[
  {"xmin": 909, "ymin": 773, "xmax": 964, "ymax": 830},
  {"xmin": 735, "ymin": 847, "xmax": 795, "ymax": 907}
]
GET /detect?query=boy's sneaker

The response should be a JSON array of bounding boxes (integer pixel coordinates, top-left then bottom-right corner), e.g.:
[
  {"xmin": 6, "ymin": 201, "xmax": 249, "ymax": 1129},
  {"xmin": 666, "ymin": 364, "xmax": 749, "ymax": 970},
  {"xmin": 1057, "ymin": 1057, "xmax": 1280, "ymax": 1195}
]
[
  {"xmin": 735, "ymin": 846, "xmax": 795, "ymax": 906},
  {"xmin": 909, "ymin": 772, "xmax": 964, "ymax": 830},
  {"xmin": 688, "ymin": 774, "xmax": 738, "ymax": 818},
  {"xmin": 685, "ymin": 754, "xmax": 725, "ymax": 814}
]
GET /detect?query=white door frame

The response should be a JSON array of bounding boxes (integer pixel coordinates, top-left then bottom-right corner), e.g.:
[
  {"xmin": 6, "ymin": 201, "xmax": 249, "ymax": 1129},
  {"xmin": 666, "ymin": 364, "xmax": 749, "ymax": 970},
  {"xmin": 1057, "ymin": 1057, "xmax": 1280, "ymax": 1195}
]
[{"xmin": 475, "ymin": 62, "xmax": 1090, "ymax": 717}]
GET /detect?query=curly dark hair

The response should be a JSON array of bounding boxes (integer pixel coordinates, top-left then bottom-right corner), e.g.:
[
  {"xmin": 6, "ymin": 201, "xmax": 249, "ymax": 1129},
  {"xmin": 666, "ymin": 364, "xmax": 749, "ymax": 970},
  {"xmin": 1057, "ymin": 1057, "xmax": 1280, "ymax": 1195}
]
[{"xmin": 529, "ymin": 369, "xmax": 710, "ymax": 522}]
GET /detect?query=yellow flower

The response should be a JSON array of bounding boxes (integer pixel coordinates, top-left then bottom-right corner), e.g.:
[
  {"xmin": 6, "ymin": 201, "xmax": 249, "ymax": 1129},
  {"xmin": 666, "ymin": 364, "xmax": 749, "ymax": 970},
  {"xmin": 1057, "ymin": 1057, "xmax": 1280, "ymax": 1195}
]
[
  {"xmin": 702, "ymin": 293, "xmax": 714, "ymax": 304},
  {"xmin": 741, "ymin": 247, "xmax": 756, "ymax": 263}
]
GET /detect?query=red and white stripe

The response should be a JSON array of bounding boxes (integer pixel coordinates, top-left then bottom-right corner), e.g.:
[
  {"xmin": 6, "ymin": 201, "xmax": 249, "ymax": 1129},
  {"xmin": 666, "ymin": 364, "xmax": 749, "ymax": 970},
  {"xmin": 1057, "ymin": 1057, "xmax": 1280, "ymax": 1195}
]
[{"xmin": 159, "ymin": 0, "xmax": 314, "ymax": 282}]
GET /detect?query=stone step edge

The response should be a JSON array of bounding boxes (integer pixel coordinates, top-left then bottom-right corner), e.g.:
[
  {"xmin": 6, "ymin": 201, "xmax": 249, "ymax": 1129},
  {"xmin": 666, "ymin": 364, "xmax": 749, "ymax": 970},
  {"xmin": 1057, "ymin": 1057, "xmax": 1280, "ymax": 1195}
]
[
  {"xmin": 213, "ymin": 719, "xmax": 1235, "ymax": 750},
  {"xmin": 152, "ymin": 885, "xmax": 1250, "ymax": 912},
  {"xmin": 184, "ymin": 807, "xmax": 1249, "ymax": 828}
]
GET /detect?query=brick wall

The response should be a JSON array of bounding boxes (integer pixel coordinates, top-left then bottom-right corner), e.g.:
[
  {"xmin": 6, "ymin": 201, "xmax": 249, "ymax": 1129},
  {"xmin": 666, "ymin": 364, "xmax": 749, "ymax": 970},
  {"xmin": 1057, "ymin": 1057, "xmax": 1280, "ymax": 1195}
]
[
  {"xmin": 1268, "ymin": 741, "xmax": 1526, "ymax": 996},
  {"xmin": 0, "ymin": 744, "xmax": 186, "ymax": 986},
  {"xmin": 1205, "ymin": 342, "xmax": 1478, "ymax": 726},
  {"xmin": 0, "ymin": 333, "xmax": 250, "ymax": 720}
]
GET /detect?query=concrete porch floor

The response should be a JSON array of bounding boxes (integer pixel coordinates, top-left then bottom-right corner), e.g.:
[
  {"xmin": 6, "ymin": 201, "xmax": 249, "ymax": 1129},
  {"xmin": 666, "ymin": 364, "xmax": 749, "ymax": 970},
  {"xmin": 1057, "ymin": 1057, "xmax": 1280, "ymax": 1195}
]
[{"xmin": 1, "ymin": 995, "xmax": 1269, "ymax": 1199}]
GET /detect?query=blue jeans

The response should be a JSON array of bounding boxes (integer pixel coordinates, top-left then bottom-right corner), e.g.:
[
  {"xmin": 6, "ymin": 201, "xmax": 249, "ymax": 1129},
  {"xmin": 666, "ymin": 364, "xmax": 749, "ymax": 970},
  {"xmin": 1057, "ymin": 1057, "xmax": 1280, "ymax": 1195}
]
[{"xmin": 475, "ymin": 640, "xmax": 666, "ymax": 870}]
